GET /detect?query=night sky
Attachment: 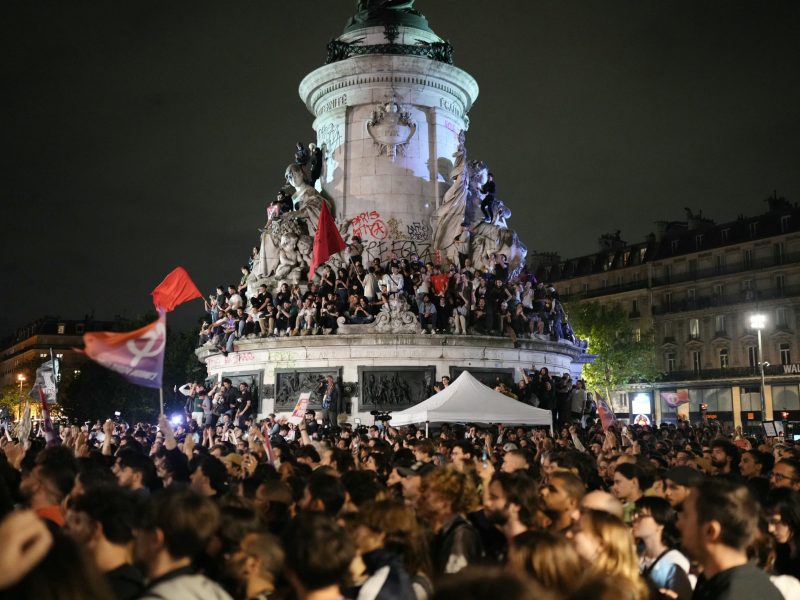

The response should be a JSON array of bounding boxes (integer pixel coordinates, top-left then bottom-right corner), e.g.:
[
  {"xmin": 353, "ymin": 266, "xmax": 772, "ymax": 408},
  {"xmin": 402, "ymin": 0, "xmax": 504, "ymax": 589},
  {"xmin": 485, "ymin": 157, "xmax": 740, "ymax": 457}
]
[{"xmin": 4, "ymin": 1, "xmax": 799, "ymax": 336}]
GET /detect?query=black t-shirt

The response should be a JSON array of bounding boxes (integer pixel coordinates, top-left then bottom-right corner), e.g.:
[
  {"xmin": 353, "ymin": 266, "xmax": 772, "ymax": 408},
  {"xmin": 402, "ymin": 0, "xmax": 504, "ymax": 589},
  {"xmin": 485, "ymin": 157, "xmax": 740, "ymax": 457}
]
[
  {"xmin": 236, "ymin": 390, "xmax": 252, "ymax": 416},
  {"xmin": 692, "ymin": 562, "xmax": 782, "ymax": 600},
  {"xmin": 105, "ymin": 563, "xmax": 145, "ymax": 600}
]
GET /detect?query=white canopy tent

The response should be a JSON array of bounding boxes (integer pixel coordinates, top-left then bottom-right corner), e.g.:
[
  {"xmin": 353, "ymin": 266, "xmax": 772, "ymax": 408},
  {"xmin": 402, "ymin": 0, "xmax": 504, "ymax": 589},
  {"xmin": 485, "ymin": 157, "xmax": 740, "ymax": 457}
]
[{"xmin": 389, "ymin": 371, "xmax": 553, "ymax": 431}]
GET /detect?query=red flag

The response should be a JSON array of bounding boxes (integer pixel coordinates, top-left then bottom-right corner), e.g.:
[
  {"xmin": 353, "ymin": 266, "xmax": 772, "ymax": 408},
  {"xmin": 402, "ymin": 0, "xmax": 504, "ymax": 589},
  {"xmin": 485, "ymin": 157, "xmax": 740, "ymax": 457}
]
[
  {"xmin": 151, "ymin": 267, "xmax": 202, "ymax": 312},
  {"xmin": 594, "ymin": 392, "xmax": 618, "ymax": 431},
  {"xmin": 309, "ymin": 202, "xmax": 346, "ymax": 280},
  {"xmin": 82, "ymin": 312, "xmax": 166, "ymax": 389}
]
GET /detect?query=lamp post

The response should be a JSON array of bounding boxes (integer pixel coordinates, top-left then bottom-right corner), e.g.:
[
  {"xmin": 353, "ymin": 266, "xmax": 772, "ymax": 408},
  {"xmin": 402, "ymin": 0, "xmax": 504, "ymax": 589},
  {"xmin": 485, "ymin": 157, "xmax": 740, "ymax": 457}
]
[
  {"xmin": 16, "ymin": 373, "xmax": 26, "ymax": 421},
  {"xmin": 749, "ymin": 313, "xmax": 767, "ymax": 420}
]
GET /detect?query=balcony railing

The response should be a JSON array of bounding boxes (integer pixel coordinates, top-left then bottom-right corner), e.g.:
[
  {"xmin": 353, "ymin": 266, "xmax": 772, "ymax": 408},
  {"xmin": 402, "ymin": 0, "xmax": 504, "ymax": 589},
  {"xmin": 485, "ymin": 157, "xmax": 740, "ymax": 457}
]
[
  {"xmin": 659, "ymin": 364, "xmax": 786, "ymax": 382},
  {"xmin": 652, "ymin": 285, "xmax": 800, "ymax": 316},
  {"xmin": 561, "ymin": 279, "xmax": 648, "ymax": 301},
  {"xmin": 652, "ymin": 251, "xmax": 800, "ymax": 286}
]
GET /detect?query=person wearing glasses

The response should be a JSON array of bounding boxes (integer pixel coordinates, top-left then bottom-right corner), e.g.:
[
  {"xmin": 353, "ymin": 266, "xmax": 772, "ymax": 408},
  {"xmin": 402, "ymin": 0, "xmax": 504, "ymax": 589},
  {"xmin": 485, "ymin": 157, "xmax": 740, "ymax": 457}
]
[{"xmin": 770, "ymin": 458, "xmax": 800, "ymax": 491}]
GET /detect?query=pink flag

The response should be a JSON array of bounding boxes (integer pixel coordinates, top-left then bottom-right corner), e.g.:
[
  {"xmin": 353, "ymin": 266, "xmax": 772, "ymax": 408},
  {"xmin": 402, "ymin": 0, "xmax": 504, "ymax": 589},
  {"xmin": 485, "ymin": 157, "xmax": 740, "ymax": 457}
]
[
  {"xmin": 82, "ymin": 312, "xmax": 166, "ymax": 389},
  {"xmin": 151, "ymin": 267, "xmax": 202, "ymax": 312}
]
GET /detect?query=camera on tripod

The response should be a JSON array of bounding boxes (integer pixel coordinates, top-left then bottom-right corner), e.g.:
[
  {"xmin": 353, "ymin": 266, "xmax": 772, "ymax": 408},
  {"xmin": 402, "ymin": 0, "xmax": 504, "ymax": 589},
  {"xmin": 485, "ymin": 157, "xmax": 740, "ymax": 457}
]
[{"xmin": 369, "ymin": 410, "xmax": 392, "ymax": 422}]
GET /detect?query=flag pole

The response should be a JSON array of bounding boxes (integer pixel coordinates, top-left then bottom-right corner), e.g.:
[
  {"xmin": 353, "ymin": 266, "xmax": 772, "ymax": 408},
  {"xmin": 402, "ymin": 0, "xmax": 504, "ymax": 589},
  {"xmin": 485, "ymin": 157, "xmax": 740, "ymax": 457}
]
[{"xmin": 159, "ymin": 387, "xmax": 164, "ymax": 416}]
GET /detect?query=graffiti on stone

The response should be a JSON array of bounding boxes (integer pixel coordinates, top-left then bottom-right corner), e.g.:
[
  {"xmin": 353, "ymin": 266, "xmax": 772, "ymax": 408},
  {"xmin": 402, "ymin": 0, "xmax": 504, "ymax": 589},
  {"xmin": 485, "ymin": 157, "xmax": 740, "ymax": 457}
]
[
  {"xmin": 352, "ymin": 210, "xmax": 387, "ymax": 240},
  {"xmin": 318, "ymin": 123, "xmax": 343, "ymax": 153}
]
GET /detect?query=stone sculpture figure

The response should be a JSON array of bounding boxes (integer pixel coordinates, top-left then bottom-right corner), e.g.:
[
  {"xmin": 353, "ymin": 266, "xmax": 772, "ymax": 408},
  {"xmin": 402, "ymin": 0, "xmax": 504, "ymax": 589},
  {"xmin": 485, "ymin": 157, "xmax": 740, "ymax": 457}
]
[
  {"xmin": 431, "ymin": 130, "xmax": 471, "ymax": 264},
  {"xmin": 274, "ymin": 232, "xmax": 302, "ymax": 282},
  {"xmin": 285, "ymin": 164, "xmax": 328, "ymax": 238}
]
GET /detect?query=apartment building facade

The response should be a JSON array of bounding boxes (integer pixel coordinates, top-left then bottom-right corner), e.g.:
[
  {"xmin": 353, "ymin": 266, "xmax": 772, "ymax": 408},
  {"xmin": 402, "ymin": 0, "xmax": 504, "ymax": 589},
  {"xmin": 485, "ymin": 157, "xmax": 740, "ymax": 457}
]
[{"xmin": 539, "ymin": 198, "xmax": 800, "ymax": 430}]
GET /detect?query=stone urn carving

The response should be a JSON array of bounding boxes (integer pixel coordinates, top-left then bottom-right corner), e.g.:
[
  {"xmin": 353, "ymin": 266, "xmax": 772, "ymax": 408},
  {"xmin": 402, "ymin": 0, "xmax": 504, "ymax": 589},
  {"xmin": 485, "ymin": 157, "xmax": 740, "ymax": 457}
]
[{"xmin": 367, "ymin": 100, "xmax": 416, "ymax": 160}]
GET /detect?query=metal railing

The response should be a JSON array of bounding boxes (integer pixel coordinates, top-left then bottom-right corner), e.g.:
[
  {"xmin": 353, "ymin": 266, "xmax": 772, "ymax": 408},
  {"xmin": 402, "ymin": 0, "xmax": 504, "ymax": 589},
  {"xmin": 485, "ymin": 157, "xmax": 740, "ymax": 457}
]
[
  {"xmin": 652, "ymin": 251, "xmax": 800, "ymax": 287},
  {"xmin": 652, "ymin": 285, "xmax": 800, "ymax": 316}
]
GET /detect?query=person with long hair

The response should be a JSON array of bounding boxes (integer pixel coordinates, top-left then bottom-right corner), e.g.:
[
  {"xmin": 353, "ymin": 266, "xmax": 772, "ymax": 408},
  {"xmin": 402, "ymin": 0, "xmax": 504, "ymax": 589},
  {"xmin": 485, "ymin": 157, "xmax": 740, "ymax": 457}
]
[
  {"xmin": 763, "ymin": 488, "xmax": 800, "ymax": 579},
  {"xmin": 570, "ymin": 508, "xmax": 649, "ymax": 600},
  {"xmin": 507, "ymin": 529, "xmax": 583, "ymax": 597},
  {"xmin": 357, "ymin": 499, "xmax": 434, "ymax": 600},
  {"xmin": 632, "ymin": 496, "xmax": 693, "ymax": 600},
  {"xmin": 419, "ymin": 467, "xmax": 484, "ymax": 576}
]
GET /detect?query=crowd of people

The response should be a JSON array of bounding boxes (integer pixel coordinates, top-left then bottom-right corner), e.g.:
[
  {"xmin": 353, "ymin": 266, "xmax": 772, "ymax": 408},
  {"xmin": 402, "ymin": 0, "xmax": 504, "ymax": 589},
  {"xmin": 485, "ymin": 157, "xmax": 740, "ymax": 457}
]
[
  {"xmin": 0, "ymin": 401, "xmax": 799, "ymax": 600},
  {"xmin": 198, "ymin": 245, "xmax": 584, "ymax": 354}
]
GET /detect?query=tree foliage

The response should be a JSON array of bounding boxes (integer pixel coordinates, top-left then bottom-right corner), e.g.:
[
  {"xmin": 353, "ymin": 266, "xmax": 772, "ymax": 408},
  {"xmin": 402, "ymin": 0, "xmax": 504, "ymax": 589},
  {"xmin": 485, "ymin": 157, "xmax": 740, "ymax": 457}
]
[{"xmin": 567, "ymin": 301, "xmax": 660, "ymax": 397}]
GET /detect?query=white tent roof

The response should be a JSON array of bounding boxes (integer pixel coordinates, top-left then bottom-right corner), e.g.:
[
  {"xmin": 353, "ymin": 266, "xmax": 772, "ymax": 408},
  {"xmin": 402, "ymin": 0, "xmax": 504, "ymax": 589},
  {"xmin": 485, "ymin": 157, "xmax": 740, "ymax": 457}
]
[{"xmin": 390, "ymin": 371, "xmax": 553, "ymax": 429}]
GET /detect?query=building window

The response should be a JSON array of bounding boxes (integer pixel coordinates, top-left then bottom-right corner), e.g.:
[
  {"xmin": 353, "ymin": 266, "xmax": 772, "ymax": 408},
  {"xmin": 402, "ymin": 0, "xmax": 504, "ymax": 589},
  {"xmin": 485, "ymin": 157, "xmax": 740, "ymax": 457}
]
[
  {"xmin": 582, "ymin": 283, "xmax": 589, "ymax": 294},
  {"xmin": 601, "ymin": 279, "xmax": 608, "ymax": 289},
  {"xmin": 776, "ymin": 307, "xmax": 789, "ymax": 327},
  {"xmin": 743, "ymin": 249, "xmax": 753, "ymax": 268},
  {"xmin": 57, "ymin": 323, "xmax": 65, "ymax": 335},
  {"xmin": 689, "ymin": 318, "xmax": 701, "ymax": 340},
  {"xmin": 715, "ymin": 315, "xmax": 726, "ymax": 335},
  {"xmin": 691, "ymin": 350, "xmax": 702, "ymax": 373},
  {"xmin": 634, "ymin": 328, "xmax": 641, "ymax": 342},
  {"xmin": 664, "ymin": 292, "xmax": 672, "ymax": 309},
  {"xmin": 776, "ymin": 274, "xmax": 786, "ymax": 294},
  {"xmin": 749, "ymin": 222, "xmax": 758, "ymax": 237},
  {"xmin": 774, "ymin": 242, "xmax": 785, "ymax": 263},
  {"xmin": 671, "ymin": 240, "xmax": 679, "ymax": 254},
  {"xmin": 632, "ymin": 271, "xmax": 640, "ymax": 282},
  {"xmin": 639, "ymin": 248, "xmax": 647, "ymax": 262},
  {"xmin": 747, "ymin": 345, "xmax": 758, "ymax": 368},
  {"xmin": 715, "ymin": 255, "xmax": 724, "ymax": 273},
  {"xmin": 631, "ymin": 299, "xmax": 639, "ymax": 315},
  {"xmin": 695, "ymin": 234, "xmax": 704, "ymax": 249},
  {"xmin": 39, "ymin": 353, "xmax": 47, "ymax": 358},
  {"xmin": 75, "ymin": 323, "xmax": 85, "ymax": 334},
  {"xmin": 687, "ymin": 288, "xmax": 696, "ymax": 301},
  {"xmin": 56, "ymin": 353, "xmax": 63, "ymax": 359},
  {"xmin": 780, "ymin": 215, "xmax": 790, "ymax": 233},
  {"xmin": 664, "ymin": 264, "xmax": 672, "ymax": 282},
  {"xmin": 721, "ymin": 228, "xmax": 731, "ymax": 242},
  {"xmin": 719, "ymin": 348, "xmax": 729, "ymax": 369},
  {"xmin": 666, "ymin": 352, "xmax": 676, "ymax": 372},
  {"xmin": 742, "ymin": 279, "xmax": 752, "ymax": 290},
  {"xmin": 664, "ymin": 321, "xmax": 673, "ymax": 339},
  {"xmin": 713, "ymin": 283, "xmax": 724, "ymax": 297},
  {"xmin": 780, "ymin": 343, "xmax": 791, "ymax": 365}
]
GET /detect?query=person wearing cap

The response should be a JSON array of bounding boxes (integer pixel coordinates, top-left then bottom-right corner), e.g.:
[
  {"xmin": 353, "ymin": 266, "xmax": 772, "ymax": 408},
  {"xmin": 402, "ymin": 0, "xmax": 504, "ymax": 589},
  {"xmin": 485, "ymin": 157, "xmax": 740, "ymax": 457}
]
[
  {"xmin": 220, "ymin": 452, "xmax": 244, "ymax": 479},
  {"xmin": 664, "ymin": 466, "xmax": 704, "ymax": 509},
  {"xmin": 396, "ymin": 461, "xmax": 436, "ymax": 507}
]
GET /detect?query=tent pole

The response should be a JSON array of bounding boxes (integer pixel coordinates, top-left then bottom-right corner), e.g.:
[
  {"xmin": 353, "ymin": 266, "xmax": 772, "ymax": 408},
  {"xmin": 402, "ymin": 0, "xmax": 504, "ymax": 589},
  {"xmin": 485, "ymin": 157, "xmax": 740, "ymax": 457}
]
[{"xmin": 425, "ymin": 421, "xmax": 429, "ymax": 437}]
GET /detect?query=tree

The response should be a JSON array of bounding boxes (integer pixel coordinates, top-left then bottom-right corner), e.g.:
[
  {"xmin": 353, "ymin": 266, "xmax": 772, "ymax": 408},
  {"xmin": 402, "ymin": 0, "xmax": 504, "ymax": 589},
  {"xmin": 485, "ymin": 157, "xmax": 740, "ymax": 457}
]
[{"xmin": 567, "ymin": 301, "xmax": 661, "ymax": 400}]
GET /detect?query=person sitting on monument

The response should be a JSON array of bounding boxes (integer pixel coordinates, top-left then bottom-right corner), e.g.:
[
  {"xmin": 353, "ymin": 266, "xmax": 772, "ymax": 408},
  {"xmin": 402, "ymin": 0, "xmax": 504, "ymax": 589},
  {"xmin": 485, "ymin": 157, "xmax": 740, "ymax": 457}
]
[
  {"xmin": 349, "ymin": 296, "xmax": 374, "ymax": 324},
  {"xmin": 417, "ymin": 294, "xmax": 437, "ymax": 333}
]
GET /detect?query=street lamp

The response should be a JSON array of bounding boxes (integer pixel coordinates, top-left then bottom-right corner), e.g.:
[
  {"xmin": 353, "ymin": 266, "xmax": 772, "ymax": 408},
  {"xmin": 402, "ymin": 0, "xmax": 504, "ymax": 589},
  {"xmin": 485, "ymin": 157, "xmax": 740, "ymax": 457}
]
[
  {"xmin": 16, "ymin": 374, "xmax": 26, "ymax": 421},
  {"xmin": 749, "ymin": 313, "xmax": 767, "ymax": 419}
]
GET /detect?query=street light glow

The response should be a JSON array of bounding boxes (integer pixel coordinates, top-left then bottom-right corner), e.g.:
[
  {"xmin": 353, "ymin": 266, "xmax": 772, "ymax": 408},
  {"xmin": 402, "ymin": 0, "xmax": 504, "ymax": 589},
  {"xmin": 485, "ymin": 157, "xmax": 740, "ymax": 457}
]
[
  {"xmin": 750, "ymin": 313, "xmax": 766, "ymax": 330},
  {"xmin": 16, "ymin": 374, "xmax": 26, "ymax": 383}
]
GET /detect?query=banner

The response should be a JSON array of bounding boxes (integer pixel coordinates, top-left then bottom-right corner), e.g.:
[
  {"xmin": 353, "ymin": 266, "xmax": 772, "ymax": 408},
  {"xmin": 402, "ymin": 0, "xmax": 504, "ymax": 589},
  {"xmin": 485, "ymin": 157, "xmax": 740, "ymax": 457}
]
[
  {"xmin": 29, "ymin": 359, "xmax": 59, "ymax": 404},
  {"xmin": 660, "ymin": 389, "xmax": 689, "ymax": 408},
  {"xmin": 151, "ymin": 266, "xmax": 202, "ymax": 312},
  {"xmin": 82, "ymin": 312, "xmax": 166, "ymax": 389},
  {"xmin": 289, "ymin": 392, "xmax": 311, "ymax": 424}
]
